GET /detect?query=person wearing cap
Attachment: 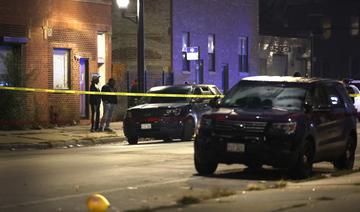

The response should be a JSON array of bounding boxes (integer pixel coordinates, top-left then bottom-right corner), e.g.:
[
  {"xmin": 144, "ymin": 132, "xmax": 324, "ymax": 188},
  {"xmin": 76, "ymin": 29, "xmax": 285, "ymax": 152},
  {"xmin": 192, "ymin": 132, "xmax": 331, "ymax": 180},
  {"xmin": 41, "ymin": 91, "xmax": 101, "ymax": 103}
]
[
  {"xmin": 89, "ymin": 75, "xmax": 101, "ymax": 132},
  {"xmin": 100, "ymin": 78, "xmax": 118, "ymax": 132}
]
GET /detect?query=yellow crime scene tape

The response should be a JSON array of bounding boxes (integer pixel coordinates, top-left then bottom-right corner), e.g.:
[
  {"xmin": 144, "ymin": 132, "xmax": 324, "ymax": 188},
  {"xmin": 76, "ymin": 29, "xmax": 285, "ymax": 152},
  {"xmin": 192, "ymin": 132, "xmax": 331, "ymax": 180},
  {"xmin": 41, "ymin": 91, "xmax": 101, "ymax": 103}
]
[{"xmin": 0, "ymin": 86, "xmax": 224, "ymax": 98}]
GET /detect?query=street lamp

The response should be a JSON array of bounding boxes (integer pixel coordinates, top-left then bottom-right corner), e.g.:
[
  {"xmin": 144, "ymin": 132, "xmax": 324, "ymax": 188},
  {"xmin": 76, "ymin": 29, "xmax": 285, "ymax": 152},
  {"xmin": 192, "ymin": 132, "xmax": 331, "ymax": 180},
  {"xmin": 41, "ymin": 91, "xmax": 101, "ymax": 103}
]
[
  {"xmin": 116, "ymin": 0, "xmax": 129, "ymax": 8},
  {"xmin": 116, "ymin": 0, "xmax": 145, "ymax": 93}
]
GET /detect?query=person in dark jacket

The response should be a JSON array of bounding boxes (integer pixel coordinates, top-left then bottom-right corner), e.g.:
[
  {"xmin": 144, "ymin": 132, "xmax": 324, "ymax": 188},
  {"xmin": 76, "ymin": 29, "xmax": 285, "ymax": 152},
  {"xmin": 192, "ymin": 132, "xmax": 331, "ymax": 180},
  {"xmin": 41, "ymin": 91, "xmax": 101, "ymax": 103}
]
[
  {"xmin": 100, "ymin": 78, "xmax": 118, "ymax": 131},
  {"xmin": 89, "ymin": 75, "xmax": 101, "ymax": 132}
]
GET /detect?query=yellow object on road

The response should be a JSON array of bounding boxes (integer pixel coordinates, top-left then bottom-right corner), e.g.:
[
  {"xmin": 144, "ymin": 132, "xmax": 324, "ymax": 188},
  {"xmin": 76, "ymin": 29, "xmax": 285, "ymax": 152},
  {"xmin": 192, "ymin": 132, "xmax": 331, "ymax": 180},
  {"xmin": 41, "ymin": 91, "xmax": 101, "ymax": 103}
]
[{"xmin": 86, "ymin": 193, "xmax": 110, "ymax": 212}]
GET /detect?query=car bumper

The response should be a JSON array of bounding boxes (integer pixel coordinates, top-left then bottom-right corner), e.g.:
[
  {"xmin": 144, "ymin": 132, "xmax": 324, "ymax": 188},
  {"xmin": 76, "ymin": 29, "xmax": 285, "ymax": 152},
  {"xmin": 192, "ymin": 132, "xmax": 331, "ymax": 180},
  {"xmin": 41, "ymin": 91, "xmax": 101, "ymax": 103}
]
[
  {"xmin": 195, "ymin": 133, "xmax": 299, "ymax": 168},
  {"xmin": 124, "ymin": 119, "xmax": 184, "ymax": 139}
]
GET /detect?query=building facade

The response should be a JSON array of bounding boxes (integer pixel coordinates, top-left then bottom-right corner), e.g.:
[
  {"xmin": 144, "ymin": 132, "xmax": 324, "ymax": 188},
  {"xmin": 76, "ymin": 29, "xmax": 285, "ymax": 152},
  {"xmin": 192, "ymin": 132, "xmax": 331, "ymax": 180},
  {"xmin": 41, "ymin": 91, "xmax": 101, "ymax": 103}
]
[
  {"xmin": 260, "ymin": 0, "xmax": 360, "ymax": 79},
  {"xmin": 112, "ymin": 0, "xmax": 172, "ymax": 91},
  {"xmin": 259, "ymin": 36, "xmax": 310, "ymax": 77},
  {"xmin": 113, "ymin": 0, "xmax": 259, "ymax": 96},
  {"xmin": 172, "ymin": 0, "xmax": 259, "ymax": 91},
  {"xmin": 0, "ymin": 0, "xmax": 112, "ymax": 126}
]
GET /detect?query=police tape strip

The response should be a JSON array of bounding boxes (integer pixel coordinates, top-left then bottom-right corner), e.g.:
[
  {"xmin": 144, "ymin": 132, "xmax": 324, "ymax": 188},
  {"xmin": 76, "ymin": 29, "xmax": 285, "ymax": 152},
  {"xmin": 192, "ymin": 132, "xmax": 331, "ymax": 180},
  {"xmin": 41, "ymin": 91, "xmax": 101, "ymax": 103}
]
[{"xmin": 0, "ymin": 86, "xmax": 224, "ymax": 98}]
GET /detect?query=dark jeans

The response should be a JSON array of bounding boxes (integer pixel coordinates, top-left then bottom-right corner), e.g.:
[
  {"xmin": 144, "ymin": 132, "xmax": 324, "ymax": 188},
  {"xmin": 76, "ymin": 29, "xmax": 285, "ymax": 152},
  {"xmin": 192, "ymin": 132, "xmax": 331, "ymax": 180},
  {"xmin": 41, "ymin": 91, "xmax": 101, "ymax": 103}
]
[{"xmin": 90, "ymin": 103, "xmax": 100, "ymax": 130}]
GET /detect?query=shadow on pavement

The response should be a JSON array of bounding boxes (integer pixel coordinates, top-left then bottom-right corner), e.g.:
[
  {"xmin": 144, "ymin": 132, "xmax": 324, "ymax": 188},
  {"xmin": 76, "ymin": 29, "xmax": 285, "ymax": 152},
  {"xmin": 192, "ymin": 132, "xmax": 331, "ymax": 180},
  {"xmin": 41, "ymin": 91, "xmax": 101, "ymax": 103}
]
[
  {"xmin": 198, "ymin": 166, "xmax": 336, "ymax": 182},
  {"xmin": 125, "ymin": 139, "xmax": 190, "ymax": 146}
]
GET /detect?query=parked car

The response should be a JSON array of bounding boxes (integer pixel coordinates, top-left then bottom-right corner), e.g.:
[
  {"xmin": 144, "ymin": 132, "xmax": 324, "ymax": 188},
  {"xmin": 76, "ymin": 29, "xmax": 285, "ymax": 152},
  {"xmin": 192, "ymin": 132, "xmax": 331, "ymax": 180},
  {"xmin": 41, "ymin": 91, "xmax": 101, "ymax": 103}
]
[
  {"xmin": 123, "ymin": 84, "xmax": 222, "ymax": 144},
  {"xmin": 344, "ymin": 83, "xmax": 360, "ymax": 120},
  {"xmin": 195, "ymin": 76, "xmax": 357, "ymax": 179}
]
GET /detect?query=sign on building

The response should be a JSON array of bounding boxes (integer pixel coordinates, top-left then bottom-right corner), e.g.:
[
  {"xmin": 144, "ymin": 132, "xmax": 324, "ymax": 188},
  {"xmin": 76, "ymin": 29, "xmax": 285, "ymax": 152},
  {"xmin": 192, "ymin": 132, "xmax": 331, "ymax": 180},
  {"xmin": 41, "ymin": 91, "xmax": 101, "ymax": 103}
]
[{"xmin": 186, "ymin": 46, "xmax": 200, "ymax": 61}]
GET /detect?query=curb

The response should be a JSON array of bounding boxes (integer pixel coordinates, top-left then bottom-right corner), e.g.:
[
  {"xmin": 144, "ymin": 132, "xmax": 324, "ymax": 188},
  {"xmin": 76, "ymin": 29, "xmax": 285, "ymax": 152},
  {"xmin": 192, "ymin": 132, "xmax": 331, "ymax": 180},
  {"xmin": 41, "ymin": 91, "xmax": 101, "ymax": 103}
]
[{"xmin": 0, "ymin": 136, "xmax": 126, "ymax": 151}]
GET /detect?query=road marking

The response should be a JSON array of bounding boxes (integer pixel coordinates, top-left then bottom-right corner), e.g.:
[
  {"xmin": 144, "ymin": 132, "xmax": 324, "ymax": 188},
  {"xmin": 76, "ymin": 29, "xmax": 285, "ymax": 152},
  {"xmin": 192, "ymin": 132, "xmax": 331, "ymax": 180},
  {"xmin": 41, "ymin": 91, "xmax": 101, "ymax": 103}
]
[{"xmin": 0, "ymin": 178, "xmax": 188, "ymax": 209}]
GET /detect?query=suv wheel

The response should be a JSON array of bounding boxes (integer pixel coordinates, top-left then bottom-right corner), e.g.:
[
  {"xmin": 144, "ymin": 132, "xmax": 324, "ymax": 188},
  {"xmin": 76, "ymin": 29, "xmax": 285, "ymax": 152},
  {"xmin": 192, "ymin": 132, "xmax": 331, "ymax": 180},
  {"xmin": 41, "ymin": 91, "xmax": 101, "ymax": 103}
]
[
  {"xmin": 127, "ymin": 136, "xmax": 138, "ymax": 145},
  {"xmin": 163, "ymin": 137, "xmax": 172, "ymax": 142},
  {"xmin": 182, "ymin": 118, "xmax": 195, "ymax": 141},
  {"xmin": 333, "ymin": 136, "xmax": 356, "ymax": 170},
  {"xmin": 194, "ymin": 154, "xmax": 218, "ymax": 175},
  {"xmin": 245, "ymin": 161, "xmax": 263, "ymax": 170},
  {"xmin": 290, "ymin": 140, "xmax": 314, "ymax": 179}
]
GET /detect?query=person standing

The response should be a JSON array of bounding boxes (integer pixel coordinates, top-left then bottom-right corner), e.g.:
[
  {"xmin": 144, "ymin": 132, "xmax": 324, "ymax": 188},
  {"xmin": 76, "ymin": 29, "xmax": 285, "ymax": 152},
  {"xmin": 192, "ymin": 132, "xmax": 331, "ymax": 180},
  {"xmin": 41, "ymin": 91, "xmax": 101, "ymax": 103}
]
[
  {"xmin": 89, "ymin": 75, "xmax": 101, "ymax": 132},
  {"xmin": 100, "ymin": 78, "xmax": 118, "ymax": 132}
]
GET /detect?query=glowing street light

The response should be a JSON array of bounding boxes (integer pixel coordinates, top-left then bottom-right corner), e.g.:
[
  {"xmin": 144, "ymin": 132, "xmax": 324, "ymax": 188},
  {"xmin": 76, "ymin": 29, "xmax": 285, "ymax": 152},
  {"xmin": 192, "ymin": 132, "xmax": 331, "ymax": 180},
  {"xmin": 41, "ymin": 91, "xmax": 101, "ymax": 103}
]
[
  {"xmin": 116, "ymin": 0, "xmax": 130, "ymax": 9},
  {"xmin": 116, "ymin": 0, "xmax": 145, "ymax": 93}
]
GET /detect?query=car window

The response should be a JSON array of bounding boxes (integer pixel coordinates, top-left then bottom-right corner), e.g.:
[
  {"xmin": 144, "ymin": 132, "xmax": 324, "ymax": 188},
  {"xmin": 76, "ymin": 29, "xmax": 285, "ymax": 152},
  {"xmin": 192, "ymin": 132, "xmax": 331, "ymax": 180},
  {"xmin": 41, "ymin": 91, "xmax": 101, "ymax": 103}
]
[
  {"xmin": 336, "ymin": 83, "xmax": 353, "ymax": 108},
  {"xmin": 221, "ymin": 83, "xmax": 306, "ymax": 111},
  {"xmin": 200, "ymin": 86, "xmax": 214, "ymax": 95},
  {"xmin": 325, "ymin": 84, "xmax": 344, "ymax": 108},
  {"xmin": 306, "ymin": 86, "xmax": 328, "ymax": 107},
  {"xmin": 144, "ymin": 86, "xmax": 192, "ymax": 103},
  {"xmin": 193, "ymin": 87, "xmax": 202, "ymax": 95},
  {"xmin": 209, "ymin": 86, "xmax": 222, "ymax": 95}
]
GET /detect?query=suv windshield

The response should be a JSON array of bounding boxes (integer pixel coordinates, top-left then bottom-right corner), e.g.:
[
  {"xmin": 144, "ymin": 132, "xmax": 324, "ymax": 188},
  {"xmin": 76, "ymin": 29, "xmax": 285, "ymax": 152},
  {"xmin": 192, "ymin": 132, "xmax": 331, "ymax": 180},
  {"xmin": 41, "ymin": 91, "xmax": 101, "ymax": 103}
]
[
  {"xmin": 144, "ymin": 86, "xmax": 192, "ymax": 103},
  {"xmin": 221, "ymin": 82, "xmax": 306, "ymax": 111}
]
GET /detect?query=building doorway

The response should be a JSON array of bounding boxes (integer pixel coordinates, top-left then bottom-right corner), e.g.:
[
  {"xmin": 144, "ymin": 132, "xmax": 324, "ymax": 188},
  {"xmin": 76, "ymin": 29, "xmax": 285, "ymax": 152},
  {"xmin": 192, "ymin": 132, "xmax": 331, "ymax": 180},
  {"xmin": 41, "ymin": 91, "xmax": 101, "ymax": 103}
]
[{"xmin": 80, "ymin": 58, "xmax": 89, "ymax": 118}]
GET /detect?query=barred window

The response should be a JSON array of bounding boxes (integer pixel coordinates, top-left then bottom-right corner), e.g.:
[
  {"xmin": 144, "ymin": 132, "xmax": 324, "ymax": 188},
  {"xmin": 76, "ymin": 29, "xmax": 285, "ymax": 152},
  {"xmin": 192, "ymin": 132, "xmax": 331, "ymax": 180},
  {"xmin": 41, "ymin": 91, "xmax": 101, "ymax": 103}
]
[
  {"xmin": 181, "ymin": 32, "xmax": 190, "ymax": 71},
  {"xmin": 208, "ymin": 34, "xmax": 216, "ymax": 72},
  {"xmin": 239, "ymin": 37, "xmax": 249, "ymax": 73}
]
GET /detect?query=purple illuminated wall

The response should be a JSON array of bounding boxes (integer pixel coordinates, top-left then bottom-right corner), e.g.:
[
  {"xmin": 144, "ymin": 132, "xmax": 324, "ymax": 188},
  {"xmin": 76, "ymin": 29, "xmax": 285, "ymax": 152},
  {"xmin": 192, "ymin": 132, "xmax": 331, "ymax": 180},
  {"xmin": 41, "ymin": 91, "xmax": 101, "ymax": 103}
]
[{"xmin": 172, "ymin": 0, "xmax": 259, "ymax": 91}]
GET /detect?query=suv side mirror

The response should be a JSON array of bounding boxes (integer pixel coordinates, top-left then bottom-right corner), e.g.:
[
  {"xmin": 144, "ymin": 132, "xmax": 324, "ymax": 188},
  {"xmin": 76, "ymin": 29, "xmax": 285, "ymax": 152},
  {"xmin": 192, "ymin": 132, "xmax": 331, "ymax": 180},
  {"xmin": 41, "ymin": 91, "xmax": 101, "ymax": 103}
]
[{"xmin": 209, "ymin": 97, "xmax": 221, "ymax": 108}]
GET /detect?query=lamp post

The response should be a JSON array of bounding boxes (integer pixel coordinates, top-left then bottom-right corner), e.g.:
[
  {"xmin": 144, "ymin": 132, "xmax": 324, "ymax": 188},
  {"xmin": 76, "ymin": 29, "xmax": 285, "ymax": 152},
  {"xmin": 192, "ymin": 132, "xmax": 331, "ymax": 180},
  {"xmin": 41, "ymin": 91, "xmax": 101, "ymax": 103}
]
[{"xmin": 117, "ymin": 0, "xmax": 145, "ymax": 93}]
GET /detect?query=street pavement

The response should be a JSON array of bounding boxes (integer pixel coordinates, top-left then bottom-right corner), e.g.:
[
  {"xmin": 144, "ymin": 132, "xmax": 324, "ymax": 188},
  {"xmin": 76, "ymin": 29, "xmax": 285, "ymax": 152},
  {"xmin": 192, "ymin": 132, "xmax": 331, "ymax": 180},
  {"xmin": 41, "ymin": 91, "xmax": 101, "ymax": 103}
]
[
  {"xmin": 1, "ymin": 139, "xmax": 360, "ymax": 212},
  {"xmin": 0, "ymin": 122, "xmax": 125, "ymax": 150}
]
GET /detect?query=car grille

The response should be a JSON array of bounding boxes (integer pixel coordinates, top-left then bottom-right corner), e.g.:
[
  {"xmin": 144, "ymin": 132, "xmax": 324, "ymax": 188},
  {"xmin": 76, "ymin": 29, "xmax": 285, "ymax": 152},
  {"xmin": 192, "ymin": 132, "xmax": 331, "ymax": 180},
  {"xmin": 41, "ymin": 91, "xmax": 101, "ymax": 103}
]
[
  {"xmin": 214, "ymin": 121, "xmax": 268, "ymax": 133},
  {"xmin": 133, "ymin": 109, "xmax": 166, "ymax": 119}
]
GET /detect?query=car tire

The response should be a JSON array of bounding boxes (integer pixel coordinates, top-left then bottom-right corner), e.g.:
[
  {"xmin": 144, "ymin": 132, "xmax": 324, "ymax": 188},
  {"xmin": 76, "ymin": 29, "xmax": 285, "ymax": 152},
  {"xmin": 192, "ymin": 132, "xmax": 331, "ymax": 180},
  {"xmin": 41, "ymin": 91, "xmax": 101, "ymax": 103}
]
[
  {"xmin": 333, "ymin": 135, "xmax": 356, "ymax": 170},
  {"xmin": 290, "ymin": 140, "xmax": 314, "ymax": 179},
  {"xmin": 127, "ymin": 136, "xmax": 138, "ymax": 145},
  {"xmin": 194, "ymin": 153, "xmax": 218, "ymax": 175},
  {"xmin": 163, "ymin": 137, "xmax": 172, "ymax": 142},
  {"xmin": 182, "ymin": 118, "xmax": 195, "ymax": 141},
  {"xmin": 245, "ymin": 161, "xmax": 263, "ymax": 170}
]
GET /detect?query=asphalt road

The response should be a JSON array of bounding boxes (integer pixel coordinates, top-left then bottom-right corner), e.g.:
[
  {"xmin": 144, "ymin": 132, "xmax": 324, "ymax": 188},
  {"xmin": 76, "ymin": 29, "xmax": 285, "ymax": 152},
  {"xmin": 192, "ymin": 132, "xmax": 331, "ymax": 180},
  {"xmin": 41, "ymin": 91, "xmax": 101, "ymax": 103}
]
[{"xmin": 0, "ymin": 140, "xmax": 360, "ymax": 212}]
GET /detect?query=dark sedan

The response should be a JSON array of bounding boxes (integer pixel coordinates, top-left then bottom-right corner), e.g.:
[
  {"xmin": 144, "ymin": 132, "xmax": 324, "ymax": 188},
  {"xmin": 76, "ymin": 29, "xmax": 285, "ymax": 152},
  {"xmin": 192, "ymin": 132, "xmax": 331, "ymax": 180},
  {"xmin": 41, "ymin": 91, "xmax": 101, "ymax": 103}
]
[{"xmin": 123, "ymin": 84, "xmax": 222, "ymax": 144}]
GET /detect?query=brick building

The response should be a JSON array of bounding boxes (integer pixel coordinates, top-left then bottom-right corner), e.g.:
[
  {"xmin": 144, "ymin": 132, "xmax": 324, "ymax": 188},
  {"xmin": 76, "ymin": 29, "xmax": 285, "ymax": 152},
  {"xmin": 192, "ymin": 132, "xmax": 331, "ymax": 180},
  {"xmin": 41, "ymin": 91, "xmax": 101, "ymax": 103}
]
[
  {"xmin": 112, "ymin": 0, "xmax": 172, "ymax": 92},
  {"xmin": 113, "ymin": 0, "xmax": 259, "ymax": 95},
  {"xmin": 0, "ymin": 0, "xmax": 112, "ymax": 126}
]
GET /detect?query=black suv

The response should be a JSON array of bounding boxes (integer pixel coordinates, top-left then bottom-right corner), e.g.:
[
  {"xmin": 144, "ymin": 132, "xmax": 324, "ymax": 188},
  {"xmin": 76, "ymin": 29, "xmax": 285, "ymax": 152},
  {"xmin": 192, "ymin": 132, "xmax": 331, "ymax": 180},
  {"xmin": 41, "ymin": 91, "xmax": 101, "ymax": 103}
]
[
  {"xmin": 195, "ymin": 76, "xmax": 358, "ymax": 178},
  {"xmin": 124, "ymin": 84, "xmax": 222, "ymax": 144}
]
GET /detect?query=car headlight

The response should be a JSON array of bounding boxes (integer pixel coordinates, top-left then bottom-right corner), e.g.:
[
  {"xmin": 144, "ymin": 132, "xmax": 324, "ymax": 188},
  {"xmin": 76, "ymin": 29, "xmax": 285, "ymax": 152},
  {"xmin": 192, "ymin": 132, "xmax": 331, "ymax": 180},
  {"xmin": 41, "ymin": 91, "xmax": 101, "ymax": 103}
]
[
  {"xmin": 271, "ymin": 122, "xmax": 297, "ymax": 134},
  {"xmin": 164, "ymin": 108, "xmax": 182, "ymax": 116},
  {"xmin": 200, "ymin": 117, "xmax": 212, "ymax": 129}
]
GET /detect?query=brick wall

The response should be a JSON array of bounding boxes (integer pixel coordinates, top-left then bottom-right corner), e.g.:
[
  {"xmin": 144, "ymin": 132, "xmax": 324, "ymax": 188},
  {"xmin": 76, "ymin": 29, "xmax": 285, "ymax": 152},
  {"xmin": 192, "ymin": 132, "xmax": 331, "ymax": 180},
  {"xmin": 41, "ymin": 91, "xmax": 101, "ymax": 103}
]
[{"xmin": 0, "ymin": 0, "xmax": 112, "ymax": 126}]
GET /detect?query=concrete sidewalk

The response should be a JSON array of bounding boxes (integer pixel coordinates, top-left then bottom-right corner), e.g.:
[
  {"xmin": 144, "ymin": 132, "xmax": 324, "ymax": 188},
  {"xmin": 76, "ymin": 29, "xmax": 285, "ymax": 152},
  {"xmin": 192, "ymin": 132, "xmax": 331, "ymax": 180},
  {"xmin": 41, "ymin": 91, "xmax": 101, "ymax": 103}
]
[
  {"xmin": 159, "ymin": 170, "xmax": 360, "ymax": 212},
  {"xmin": 0, "ymin": 122, "xmax": 125, "ymax": 150}
]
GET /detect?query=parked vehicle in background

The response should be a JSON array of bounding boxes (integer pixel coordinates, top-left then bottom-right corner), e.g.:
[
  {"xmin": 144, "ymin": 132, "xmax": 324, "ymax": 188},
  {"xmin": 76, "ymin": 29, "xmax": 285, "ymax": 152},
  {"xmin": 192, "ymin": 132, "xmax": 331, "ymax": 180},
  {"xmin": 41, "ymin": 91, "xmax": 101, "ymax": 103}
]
[
  {"xmin": 123, "ymin": 84, "xmax": 222, "ymax": 145},
  {"xmin": 345, "ymin": 84, "xmax": 360, "ymax": 119},
  {"xmin": 195, "ymin": 76, "xmax": 357, "ymax": 179},
  {"xmin": 348, "ymin": 79, "xmax": 360, "ymax": 91}
]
